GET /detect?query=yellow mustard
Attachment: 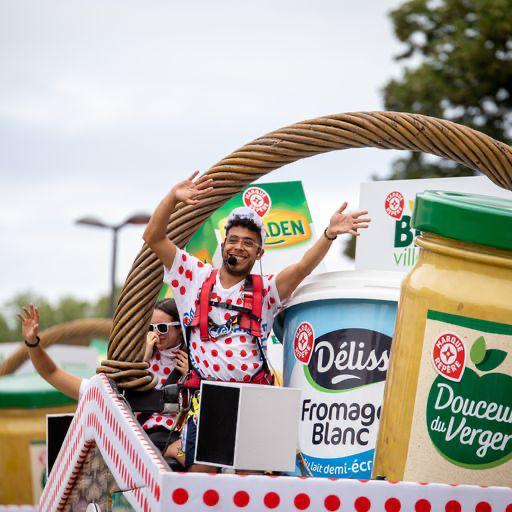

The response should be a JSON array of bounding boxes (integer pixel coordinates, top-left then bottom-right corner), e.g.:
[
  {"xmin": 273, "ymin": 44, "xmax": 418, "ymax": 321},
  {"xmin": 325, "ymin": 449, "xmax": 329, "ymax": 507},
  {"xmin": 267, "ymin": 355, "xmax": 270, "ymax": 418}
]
[{"xmin": 374, "ymin": 191, "xmax": 512, "ymax": 486}]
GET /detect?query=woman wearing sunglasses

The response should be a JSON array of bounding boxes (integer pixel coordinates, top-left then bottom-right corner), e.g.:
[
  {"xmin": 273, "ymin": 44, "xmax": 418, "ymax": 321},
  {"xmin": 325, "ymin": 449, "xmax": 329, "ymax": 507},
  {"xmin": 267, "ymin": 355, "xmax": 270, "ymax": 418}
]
[
  {"xmin": 18, "ymin": 299, "xmax": 188, "ymax": 463},
  {"xmin": 140, "ymin": 299, "xmax": 189, "ymax": 462}
]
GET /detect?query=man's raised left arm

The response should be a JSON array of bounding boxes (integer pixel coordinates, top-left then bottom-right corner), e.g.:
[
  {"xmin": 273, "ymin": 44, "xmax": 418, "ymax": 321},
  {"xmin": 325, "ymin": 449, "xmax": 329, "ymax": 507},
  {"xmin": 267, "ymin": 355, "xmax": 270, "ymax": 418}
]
[{"xmin": 275, "ymin": 202, "xmax": 370, "ymax": 301}]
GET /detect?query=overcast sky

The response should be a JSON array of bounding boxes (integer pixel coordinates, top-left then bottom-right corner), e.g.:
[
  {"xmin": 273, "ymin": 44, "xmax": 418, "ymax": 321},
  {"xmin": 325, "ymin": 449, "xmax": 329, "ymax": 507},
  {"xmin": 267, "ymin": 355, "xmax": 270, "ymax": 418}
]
[{"xmin": 0, "ymin": 0, "xmax": 406, "ymax": 307}]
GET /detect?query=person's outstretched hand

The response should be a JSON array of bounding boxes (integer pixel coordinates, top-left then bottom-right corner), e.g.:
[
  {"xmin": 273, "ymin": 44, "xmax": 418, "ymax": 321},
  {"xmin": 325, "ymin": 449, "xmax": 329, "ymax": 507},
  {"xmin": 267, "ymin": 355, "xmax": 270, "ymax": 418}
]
[
  {"xmin": 17, "ymin": 304, "xmax": 40, "ymax": 344},
  {"xmin": 173, "ymin": 171, "xmax": 214, "ymax": 206},
  {"xmin": 327, "ymin": 202, "xmax": 371, "ymax": 238}
]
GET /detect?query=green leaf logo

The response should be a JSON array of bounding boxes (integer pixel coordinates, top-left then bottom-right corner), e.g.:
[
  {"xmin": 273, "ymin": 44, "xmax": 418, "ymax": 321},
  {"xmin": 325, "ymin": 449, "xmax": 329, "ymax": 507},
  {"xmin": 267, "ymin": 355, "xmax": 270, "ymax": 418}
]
[
  {"xmin": 470, "ymin": 336, "xmax": 486, "ymax": 365},
  {"xmin": 470, "ymin": 336, "xmax": 507, "ymax": 372},
  {"xmin": 476, "ymin": 349, "xmax": 507, "ymax": 372}
]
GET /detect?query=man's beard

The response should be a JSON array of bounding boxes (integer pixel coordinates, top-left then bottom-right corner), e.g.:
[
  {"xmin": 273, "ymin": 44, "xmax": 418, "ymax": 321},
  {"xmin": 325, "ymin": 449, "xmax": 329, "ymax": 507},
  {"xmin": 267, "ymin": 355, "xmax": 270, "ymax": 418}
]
[{"xmin": 223, "ymin": 254, "xmax": 252, "ymax": 276}]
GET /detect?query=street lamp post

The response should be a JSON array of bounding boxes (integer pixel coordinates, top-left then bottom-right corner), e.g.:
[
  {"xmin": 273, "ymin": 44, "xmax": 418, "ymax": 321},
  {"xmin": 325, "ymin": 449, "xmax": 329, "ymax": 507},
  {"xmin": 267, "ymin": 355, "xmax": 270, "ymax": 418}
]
[{"xmin": 76, "ymin": 213, "xmax": 151, "ymax": 318}]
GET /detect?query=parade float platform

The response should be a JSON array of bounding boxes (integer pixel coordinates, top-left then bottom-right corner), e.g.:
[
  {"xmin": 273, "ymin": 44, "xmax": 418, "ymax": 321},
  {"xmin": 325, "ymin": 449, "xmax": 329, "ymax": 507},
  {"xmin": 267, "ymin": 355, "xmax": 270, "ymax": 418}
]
[{"xmin": 26, "ymin": 374, "xmax": 511, "ymax": 511}]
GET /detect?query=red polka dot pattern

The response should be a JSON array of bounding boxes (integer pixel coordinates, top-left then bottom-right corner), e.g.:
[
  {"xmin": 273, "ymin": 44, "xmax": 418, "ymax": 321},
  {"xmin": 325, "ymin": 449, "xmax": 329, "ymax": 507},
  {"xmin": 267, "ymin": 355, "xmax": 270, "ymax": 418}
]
[
  {"xmin": 355, "ymin": 496, "xmax": 371, "ymax": 512},
  {"xmin": 166, "ymin": 254, "xmax": 282, "ymax": 382},
  {"xmin": 415, "ymin": 499, "xmax": 431, "ymax": 512},
  {"xmin": 294, "ymin": 493, "xmax": 310, "ymax": 510},
  {"xmin": 445, "ymin": 500, "xmax": 461, "ymax": 512},
  {"xmin": 325, "ymin": 494, "xmax": 341, "ymax": 511},
  {"xmin": 203, "ymin": 489, "xmax": 219, "ymax": 506},
  {"xmin": 172, "ymin": 488, "xmax": 188, "ymax": 505},
  {"xmin": 264, "ymin": 492, "xmax": 280, "ymax": 509},
  {"xmin": 475, "ymin": 503, "xmax": 492, "ymax": 512},
  {"xmin": 233, "ymin": 490, "xmax": 250, "ymax": 507},
  {"xmin": 385, "ymin": 497, "xmax": 401, "ymax": 512}
]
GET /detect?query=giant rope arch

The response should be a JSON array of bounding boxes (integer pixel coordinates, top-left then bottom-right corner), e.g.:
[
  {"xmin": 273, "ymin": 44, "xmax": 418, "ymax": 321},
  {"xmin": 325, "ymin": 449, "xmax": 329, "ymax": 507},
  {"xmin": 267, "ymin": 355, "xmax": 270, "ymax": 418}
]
[{"xmin": 100, "ymin": 111, "xmax": 512, "ymax": 391}]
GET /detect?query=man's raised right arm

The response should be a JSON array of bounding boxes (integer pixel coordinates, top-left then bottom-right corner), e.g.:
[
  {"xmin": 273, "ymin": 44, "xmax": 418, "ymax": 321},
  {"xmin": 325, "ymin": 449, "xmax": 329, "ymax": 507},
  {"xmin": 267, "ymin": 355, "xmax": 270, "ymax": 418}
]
[{"xmin": 143, "ymin": 171, "xmax": 213, "ymax": 269}]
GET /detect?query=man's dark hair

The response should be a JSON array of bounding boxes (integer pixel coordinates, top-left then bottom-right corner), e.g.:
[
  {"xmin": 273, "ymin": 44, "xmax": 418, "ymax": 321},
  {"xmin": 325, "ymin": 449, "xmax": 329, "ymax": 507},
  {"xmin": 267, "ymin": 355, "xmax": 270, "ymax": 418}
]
[
  {"xmin": 225, "ymin": 217, "xmax": 262, "ymax": 245},
  {"xmin": 154, "ymin": 299, "xmax": 179, "ymax": 322}
]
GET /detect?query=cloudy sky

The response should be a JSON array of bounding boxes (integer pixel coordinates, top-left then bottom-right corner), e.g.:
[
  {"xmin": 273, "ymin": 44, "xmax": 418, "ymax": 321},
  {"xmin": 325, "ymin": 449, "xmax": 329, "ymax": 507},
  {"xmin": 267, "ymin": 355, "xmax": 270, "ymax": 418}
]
[{"xmin": 0, "ymin": 0, "xmax": 406, "ymax": 306}]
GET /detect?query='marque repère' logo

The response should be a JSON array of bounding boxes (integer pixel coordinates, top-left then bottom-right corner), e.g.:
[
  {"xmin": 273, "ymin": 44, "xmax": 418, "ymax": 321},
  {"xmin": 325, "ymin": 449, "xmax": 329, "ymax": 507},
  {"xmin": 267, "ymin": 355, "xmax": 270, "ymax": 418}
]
[
  {"xmin": 294, "ymin": 322, "xmax": 315, "ymax": 364},
  {"xmin": 243, "ymin": 187, "xmax": 271, "ymax": 217},
  {"xmin": 431, "ymin": 332, "xmax": 466, "ymax": 382},
  {"xmin": 385, "ymin": 191, "xmax": 405, "ymax": 220}
]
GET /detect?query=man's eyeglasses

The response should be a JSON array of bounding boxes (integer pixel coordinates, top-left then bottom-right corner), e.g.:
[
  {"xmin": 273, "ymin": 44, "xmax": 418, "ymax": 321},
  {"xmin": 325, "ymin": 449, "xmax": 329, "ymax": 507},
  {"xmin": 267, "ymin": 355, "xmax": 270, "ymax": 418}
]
[
  {"xmin": 225, "ymin": 235, "xmax": 260, "ymax": 249},
  {"xmin": 148, "ymin": 322, "xmax": 180, "ymax": 334}
]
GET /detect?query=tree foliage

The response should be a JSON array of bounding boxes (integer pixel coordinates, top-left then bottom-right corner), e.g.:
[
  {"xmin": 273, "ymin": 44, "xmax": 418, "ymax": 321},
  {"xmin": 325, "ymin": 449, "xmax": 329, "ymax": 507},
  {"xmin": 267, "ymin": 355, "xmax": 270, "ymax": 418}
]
[
  {"xmin": 382, "ymin": 0, "xmax": 512, "ymax": 180},
  {"xmin": 0, "ymin": 289, "xmax": 120, "ymax": 342}
]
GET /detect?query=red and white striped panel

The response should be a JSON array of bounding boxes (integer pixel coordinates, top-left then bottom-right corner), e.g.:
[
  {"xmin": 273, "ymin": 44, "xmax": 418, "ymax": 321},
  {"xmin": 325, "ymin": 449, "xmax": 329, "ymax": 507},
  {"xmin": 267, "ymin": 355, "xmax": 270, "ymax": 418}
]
[
  {"xmin": 40, "ymin": 374, "xmax": 167, "ymax": 511},
  {"xmin": 40, "ymin": 375, "xmax": 512, "ymax": 512}
]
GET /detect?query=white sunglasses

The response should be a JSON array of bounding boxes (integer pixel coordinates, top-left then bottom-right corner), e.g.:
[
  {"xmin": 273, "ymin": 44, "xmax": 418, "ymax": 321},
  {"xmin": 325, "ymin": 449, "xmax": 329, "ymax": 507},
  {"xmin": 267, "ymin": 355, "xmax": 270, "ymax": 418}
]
[{"xmin": 148, "ymin": 322, "xmax": 180, "ymax": 334}]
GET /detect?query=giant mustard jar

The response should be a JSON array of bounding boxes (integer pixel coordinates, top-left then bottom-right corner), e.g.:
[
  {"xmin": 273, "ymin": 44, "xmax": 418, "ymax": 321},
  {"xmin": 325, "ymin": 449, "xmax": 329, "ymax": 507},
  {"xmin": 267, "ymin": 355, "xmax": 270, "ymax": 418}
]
[{"xmin": 374, "ymin": 191, "xmax": 512, "ymax": 486}]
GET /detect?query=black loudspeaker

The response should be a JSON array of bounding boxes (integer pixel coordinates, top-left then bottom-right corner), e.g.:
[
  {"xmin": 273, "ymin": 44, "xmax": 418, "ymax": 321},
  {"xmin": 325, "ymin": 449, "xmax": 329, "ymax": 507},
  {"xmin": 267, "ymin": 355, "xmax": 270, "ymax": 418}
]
[
  {"xmin": 195, "ymin": 381, "xmax": 300, "ymax": 472},
  {"xmin": 195, "ymin": 383, "xmax": 240, "ymax": 467},
  {"xmin": 46, "ymin": 414, "xmax": 74, "ymax": 476}
]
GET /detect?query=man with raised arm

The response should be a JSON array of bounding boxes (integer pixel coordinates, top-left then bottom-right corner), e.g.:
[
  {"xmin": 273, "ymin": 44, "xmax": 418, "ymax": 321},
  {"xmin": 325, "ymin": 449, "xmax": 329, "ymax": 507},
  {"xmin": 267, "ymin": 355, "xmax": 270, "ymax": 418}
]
[{"xmin": 143, "ymin": 171, "xmax": 371, "ymax": 472}]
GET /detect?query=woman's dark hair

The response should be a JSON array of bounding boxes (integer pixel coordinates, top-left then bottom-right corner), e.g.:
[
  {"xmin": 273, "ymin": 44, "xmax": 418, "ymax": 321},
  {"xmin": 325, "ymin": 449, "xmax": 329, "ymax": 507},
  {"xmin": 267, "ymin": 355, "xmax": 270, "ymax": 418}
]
[{"xmin": 154, "ymin": 299, "xmax": 179, "ymax": 322}]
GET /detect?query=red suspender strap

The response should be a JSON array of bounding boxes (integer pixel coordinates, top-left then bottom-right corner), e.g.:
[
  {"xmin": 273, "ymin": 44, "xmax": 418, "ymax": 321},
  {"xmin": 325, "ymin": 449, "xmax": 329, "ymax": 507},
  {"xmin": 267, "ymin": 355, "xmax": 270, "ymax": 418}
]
[
  {"xmin": 198, "ymin": 269, "xmax": 217, "ymax": 341},
  {"xmin": 240, "ymin": 279, "xmax": 252, "ymax": 333},
  {"xmin": 250, "ymin": 274, "xmax": 263, "ymax": 338}
]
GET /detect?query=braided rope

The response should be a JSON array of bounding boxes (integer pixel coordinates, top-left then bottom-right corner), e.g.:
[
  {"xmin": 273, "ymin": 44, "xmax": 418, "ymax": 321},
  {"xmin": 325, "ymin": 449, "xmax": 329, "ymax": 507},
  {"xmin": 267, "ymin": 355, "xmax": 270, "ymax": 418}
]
[
  {"xmin": 103, "ymin": 111, "xmax": 512, "ymax": 390},
  {"xmin": 0, "ymin": 318, "xmax": 112, "ymax": 376}
]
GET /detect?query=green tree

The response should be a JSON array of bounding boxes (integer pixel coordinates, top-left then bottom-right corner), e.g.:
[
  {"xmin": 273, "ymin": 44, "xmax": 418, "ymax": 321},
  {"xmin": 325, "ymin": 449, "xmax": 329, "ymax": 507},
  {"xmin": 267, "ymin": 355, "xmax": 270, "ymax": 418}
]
[
  {"xmin": 1, "ymin": 292, "xmax": 104, "ymax": 342},
  {"xmin": 0, "ymin": 312, "xmax": 15, "ymax": 342},
  {"xmin": 382, "ymin": 0, "xmax": 512, "ymax": 180}
]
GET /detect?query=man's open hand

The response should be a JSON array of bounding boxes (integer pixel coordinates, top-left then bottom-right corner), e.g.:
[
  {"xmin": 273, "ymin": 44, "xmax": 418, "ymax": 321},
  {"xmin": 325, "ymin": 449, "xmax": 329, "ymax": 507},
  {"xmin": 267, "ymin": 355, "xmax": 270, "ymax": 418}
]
[
  {"xmin": 173, "ymin": 171, "xmax": 214, "ymax": 206},
  {"xmin": 327, "ymin": 202, "xmax": 371, "ymax": 237}
]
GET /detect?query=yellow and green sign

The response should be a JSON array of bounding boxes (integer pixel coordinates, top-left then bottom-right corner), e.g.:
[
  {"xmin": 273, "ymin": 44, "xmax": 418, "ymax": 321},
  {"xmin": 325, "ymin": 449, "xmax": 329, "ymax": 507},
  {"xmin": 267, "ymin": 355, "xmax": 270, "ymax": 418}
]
[{"xmin": 159, "ymin": 181, "xmax": 316, "ymax": 300}]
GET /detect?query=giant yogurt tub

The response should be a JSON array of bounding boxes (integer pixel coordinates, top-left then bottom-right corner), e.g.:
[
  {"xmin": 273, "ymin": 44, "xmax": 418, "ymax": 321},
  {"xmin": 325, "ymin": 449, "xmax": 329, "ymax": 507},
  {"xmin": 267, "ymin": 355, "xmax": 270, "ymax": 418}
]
[{"xmin": 275, "ymin": 270, "xmax": 403, "ymax": 479}]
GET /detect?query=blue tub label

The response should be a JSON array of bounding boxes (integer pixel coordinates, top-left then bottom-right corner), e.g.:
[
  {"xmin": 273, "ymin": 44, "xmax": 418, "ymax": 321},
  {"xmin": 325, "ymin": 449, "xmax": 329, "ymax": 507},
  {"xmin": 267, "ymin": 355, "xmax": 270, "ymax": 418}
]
[{"xmin": 288, "ymin": 323, "xmax": 392, "ymax": 478}]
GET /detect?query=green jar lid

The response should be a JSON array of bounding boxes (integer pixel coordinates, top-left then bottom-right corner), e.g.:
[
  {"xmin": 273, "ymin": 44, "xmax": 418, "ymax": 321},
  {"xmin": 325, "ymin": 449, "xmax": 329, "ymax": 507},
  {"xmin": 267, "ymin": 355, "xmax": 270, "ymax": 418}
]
[{"xmin": 412, "ymin": 190, "xmax": 512, "ymax": 251}]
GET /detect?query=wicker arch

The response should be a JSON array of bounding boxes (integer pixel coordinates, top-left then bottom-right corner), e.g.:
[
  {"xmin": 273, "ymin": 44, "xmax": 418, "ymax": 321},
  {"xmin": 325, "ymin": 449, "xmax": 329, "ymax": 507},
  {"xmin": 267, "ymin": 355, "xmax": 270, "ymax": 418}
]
[
  {"xmin": 101, "ymin": 111, "xmax": 512, "ymax": 390},
  {"xmin": 0, "ymin": 318, "xmax": 112, "ymax": 376}
]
